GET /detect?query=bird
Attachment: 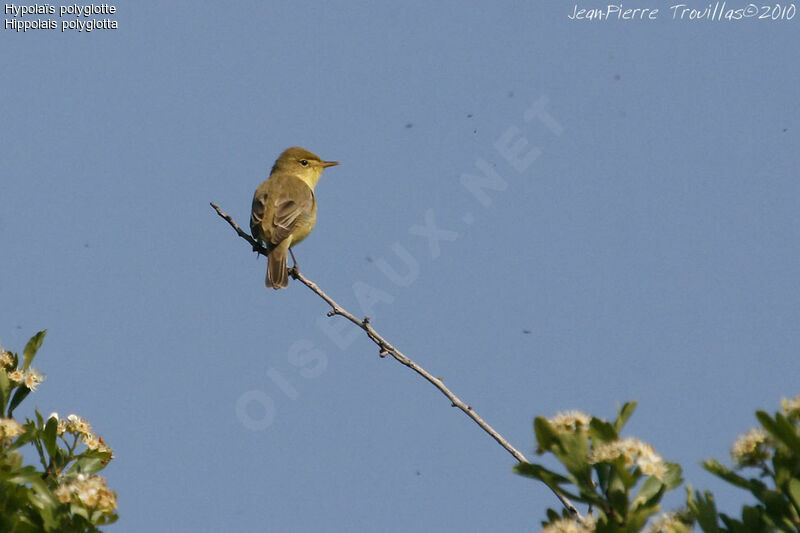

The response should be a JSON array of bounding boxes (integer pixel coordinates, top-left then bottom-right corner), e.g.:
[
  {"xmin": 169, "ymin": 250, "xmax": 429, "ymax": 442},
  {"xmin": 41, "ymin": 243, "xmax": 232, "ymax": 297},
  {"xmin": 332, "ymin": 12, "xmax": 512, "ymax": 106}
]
[{"xmin": 250, "ymin": 147, "xmax": 339, "ymax": 289}]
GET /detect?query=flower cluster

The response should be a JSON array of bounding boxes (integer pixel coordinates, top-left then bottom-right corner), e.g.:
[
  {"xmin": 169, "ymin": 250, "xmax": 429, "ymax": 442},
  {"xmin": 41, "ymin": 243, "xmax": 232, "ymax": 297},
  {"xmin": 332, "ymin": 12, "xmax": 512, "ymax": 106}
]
[
  {"xmin": 0, "ymin": 417, "xmax": 24, "ymax": 442},
  {"xmin": 1, "ymin": 345, "xmax": 45, "ymax": 391},
  {"xmin": 51, "ymin": 413, "xmax": 113, "ymax": 456},
  {"xmin": 644, "ymin": 512, "xmax": 689, "ymax": 533},
  {"xmin": 730, "ymin": 427, "xmax": 771, "ymax": 467},
  {"xmin": 54, "ymin": 473, "xmax": 117, "ymax": 516},
  {"xmin": 541, "ymin": 515, "xmax": 596, "ymax": 533},
  {"xmin": 1, "ymin": 331, "xmax": 118, "ymax": 530},
  {"xmin": 782, "ymin": 394, "xmax": 800, "ymax": 421},
  {"xmin": 0, "ymin": 346, "xmax": 14, "ymax": 368},
  {"xmin": 547, "ymin": 410, "xmax": 593, "ymax": 434},
  {"xmin": 589, "ymin": 437, "xmax": 667, "ymax": 481}
]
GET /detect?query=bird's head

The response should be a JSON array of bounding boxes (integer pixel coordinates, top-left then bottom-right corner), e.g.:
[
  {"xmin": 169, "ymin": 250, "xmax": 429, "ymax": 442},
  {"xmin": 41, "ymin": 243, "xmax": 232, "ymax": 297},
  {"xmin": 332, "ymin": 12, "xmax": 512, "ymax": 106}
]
[{"xmin": 271, "ymin": 146, "xmax": 339, "ymax": 189}]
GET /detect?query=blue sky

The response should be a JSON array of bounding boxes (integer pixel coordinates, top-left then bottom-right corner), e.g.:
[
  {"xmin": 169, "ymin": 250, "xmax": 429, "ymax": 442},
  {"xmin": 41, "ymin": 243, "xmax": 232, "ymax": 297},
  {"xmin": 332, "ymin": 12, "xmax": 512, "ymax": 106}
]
[{"xmin": 1, "ymin": 1, "xmax": 798, "ymax": 531}]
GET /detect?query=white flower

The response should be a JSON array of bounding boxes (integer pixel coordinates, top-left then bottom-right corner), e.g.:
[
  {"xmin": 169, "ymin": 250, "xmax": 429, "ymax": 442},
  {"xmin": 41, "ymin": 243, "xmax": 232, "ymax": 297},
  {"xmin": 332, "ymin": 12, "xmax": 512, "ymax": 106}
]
[
  {"xmin": 731, "ymin": 428, "xmax": 771, "ymax": 467},
  {"xmin": 548, "ymin": 410, "xmax": 592, "ymax": 433},
  {"xmin": 0, "ymin": 350, "xmax": 14, "ymax": 368},
  {"xmin": 0, "ymin": 418, "xmax": 24, "ymax": 439},
  {"xmin": 590, "ymin": 438, "xmax": 667, "ymax": 481},
  {"xmin": 541, "ymin": 515, "xmax": 596, "ymax": 533},
  {"xmin": 781, "ymin": 395, "xmax": 800, "ymax": 420},
  {"xmin": 54, "ymin": 475, "xmax": 117, "ymax": 514},
  {"xmin": 24, "ymin": 368, "xmax": 44, "ymax": 391},
  {"xmin": 645, "ymin": 512, "xmax": 689, "ymax": 533}
]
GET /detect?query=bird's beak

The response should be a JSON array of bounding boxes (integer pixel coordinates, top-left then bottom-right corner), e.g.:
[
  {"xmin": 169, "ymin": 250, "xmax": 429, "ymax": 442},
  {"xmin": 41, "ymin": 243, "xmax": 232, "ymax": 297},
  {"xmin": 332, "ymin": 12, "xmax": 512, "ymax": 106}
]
[{"xmin": 321, "ymin": 160, "xmax": 339, "ymax": 168}]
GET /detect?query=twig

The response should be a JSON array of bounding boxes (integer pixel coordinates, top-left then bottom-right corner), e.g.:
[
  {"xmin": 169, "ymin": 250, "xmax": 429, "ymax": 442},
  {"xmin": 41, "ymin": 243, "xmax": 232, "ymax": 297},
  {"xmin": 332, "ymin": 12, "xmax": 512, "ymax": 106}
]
[{"xmin": 210, "ymin": 201, "xmax": 582, "ymax": 519}]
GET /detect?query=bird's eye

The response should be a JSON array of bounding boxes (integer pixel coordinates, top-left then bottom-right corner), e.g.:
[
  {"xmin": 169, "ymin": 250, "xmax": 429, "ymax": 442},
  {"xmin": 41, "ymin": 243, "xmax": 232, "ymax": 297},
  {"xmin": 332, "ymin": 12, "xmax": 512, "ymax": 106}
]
[{"xmin": 300, "ymin": 160, "xmax": 309, "ymax": 167}]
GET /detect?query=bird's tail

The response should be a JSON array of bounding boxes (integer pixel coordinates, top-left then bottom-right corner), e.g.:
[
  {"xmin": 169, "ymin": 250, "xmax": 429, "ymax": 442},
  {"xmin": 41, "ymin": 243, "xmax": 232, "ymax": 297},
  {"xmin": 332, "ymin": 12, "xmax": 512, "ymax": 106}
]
[{"xmin": 266, "ymin": 240, "xmax": 290, "ymax": 289}]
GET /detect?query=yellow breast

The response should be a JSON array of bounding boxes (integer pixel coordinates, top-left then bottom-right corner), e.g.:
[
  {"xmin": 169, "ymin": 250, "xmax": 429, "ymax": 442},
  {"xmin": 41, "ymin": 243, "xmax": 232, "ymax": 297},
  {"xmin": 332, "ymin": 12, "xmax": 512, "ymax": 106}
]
[{"xmin": 290, "ymin": 205, "xmax": 317, "ymax": 247}]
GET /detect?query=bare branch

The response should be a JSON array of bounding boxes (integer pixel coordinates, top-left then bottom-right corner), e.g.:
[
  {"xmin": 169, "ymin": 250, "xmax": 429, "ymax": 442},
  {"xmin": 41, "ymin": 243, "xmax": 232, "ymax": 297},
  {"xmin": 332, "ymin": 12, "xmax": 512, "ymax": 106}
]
[{"xmin": 210, "ymin": 201, "xmax": 582, "ymax": 519}]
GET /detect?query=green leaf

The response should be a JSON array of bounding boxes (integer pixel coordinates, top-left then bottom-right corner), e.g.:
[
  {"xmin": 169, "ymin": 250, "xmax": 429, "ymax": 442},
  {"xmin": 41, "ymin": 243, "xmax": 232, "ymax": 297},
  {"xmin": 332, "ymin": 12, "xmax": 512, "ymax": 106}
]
[
  {"xmin": 545, "ymin": 508, "xmax": 561, "ymax": 522},
  {"xmin": 756, "ymin": 410, "xmax": 800, "ymax": 453},
  {"xmin": 533, "ymin": 416, "xmax": 594, "ymax": 486},
  {"xmin": 534, "ymin": 417, "xmax": 561, "ymax": 452},
  {"xmin": 513, "ymin": 462, "xmax": 571, "ymax": 485},
  {"xmin": 21, "ymin": 330, "xmax": 47, "ymax": 372},
  {"xmin": 575, "ymin": 484, "xmax": 608, "ymax": 508},
  {"xmin": 93, "ymin": 510, "xmax": 119, "ymax": 526},
  {"xmin": 7, "ymin": 386, "xmax": 30, "ymax": 417},
  {"xmin": 610, "ymin": 457, "xmax": 638, "ymax": 490},
  {"xmin": 43, "ymin": 415, "xmax": 58, "ymax": 458},
  {"xmin": 8, "ymin": 464, "xmax": 44, "ymax": 485},
  {"xmin": 68, "ymin": 456, "xmax": 105, "ymax": 475},
  {"xmin": 0, "ymin": 369, "xmax": 10, "ymax": 414},
  {"xmin": 740, "ymin": 505, "xmax": 767, "ymax": 532},
  {"xmin": 634, "ymin": 475, "xmax": 665, "ymax": 509},
  {"xmin": 718, "ymin": 513, "xmax": 743, "ymax": 533},
  {"xmin": 775, "ymin": 413, "xmax": 800, "ymax": 452},
  {"xmin": 687, "ymin": 486, "xmax": 720, "ymax": 533},
  {"xmin": 608, "ymin": 486, "xmax": 629, "ymax": 520},
  {"xmin": 595, "ymin": 518, "xmax": 622, "ymax": 533},
  {"xmin": 10, "ymin": 420, "xmax": 38, "ymax": 450},
  {"xmin": 764, "ymin": 488, "xmax": 790, "ymax": 515},
  {"xmin": 595, "ymin": 462, "xmax": 612, "ymax": 493},
  {"xmin": 513, "ymin": 461, "xmax": 595, "ymax": 505},
  {"xmin": 94, "ymin": 511, "xmax": 119, "ymax": 525},
  {"xmin": 558, "ymin": 431, "xmax": 593, "ymax": 484},
  {"xmin": 590, "ymin": 417, "xmax": 617, "ymax": 443},
  {"xmin": 662, "ymin": 462, "xmax": 684, "ymax": 490},
  {"xmin": 703, "ymin": 459, "xmax": 767, "ymax": 493},
  {"xmin": 24, "ymin": 476, "xmax": 61, "ymax": 530},
  {"xmin": 70, "ymin": 502, "xmax": 90, "ymax": 520},
  {"xmin": 787, "ymin": 477, "xmax": 800, "ymax": 512},
  {"xmin": 50, "ymin": 447, "xmax": 69, "ymax": 473},
  {"xmin": 628, "ymin": 504, "xmax": 660, "ymax": 532},
  {"xmin": 771, "ymin": 455, "xmax": 795, "ymax": 489},
  {"xmin": 614, "ymin": 402, "xmax": 637, "ymax": 434}
]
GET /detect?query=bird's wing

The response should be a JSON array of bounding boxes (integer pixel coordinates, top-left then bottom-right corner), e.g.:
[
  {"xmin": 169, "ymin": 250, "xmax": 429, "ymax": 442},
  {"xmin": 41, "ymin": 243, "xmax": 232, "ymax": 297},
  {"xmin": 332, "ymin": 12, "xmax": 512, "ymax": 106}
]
[
  {"xmin": 269, "ymin": 185, "xmax": 314, "ymax": 244},
  {"xmin": 253, "ymin": 175, "xmax": 314, "ymax": 246},
  {"xmin": 250, "ymin": 190, "xmax": 267, "ymax": 241}
]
